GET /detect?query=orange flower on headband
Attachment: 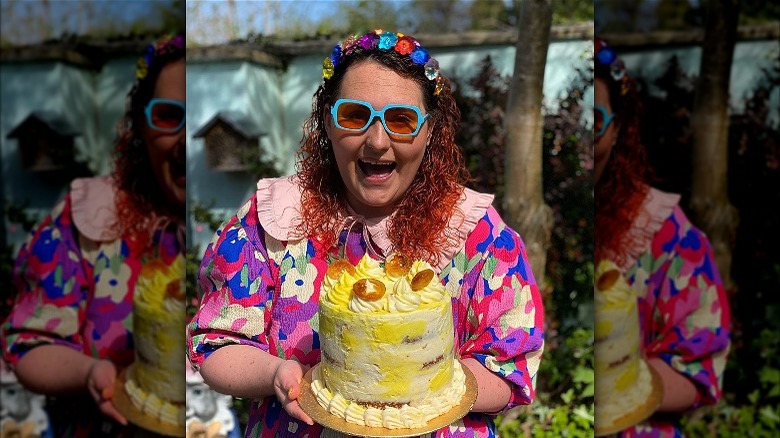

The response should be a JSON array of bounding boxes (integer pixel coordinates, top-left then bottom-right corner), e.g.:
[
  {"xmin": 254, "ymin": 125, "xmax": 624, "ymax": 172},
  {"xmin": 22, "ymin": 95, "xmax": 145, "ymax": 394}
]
[{"xmin": 394, "ymin": 36, "xmax": 416, "ymax": 56}]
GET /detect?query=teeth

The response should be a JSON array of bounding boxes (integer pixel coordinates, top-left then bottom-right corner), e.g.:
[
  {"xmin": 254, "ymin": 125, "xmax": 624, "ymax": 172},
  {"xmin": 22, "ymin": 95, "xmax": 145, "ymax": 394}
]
[{"xmin": 362, "ymin": 160, "xmax": 394, "ymax": 166}]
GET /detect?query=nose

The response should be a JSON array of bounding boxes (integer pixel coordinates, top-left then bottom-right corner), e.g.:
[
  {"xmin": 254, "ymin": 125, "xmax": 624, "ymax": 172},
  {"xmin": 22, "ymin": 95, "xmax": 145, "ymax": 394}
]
[{"xmin": 364, "ymin": 117, "xmax": 391, "ymax": 152}]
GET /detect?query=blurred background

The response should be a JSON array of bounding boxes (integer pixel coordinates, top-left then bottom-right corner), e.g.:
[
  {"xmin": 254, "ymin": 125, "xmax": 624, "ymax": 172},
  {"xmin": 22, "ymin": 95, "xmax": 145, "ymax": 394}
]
[{"xmin": 596, "ymin": 0, "xmax": 779, "ymax": 436}]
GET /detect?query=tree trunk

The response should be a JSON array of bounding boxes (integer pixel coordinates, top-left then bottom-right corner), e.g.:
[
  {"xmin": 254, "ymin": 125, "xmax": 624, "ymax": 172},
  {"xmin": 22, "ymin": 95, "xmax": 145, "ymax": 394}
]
[
  {"xmin": 690, "ymin": 0, "xmax": 740, "ymax": 289},
  {"xmin": 502, "ymin": 0, "xmax": 554, "ymax": 283}
]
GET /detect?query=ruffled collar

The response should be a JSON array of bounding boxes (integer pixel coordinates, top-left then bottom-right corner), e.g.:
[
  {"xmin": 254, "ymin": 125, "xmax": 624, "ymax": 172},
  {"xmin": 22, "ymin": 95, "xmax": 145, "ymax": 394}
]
[
  {"xmin": 71, "ymin": 176, "xmax": 185, "ymax": 246},
  {"xmin": 255, "ymin": 176, "xmax": 494, "ymax": 272},
  {"xmin": 619, "ymin": 186, "xmax": 681, "ymax": 271},
  {"xmin": 71, "ymin": 176, "xmax": 121, "ymax": 242}
]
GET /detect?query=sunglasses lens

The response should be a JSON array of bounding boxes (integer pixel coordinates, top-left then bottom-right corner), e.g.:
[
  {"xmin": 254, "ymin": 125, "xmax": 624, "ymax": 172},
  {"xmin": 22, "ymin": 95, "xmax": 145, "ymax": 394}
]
[
  {"xmin": 336, "ymin": 101, "xmax": 371, "ymax": 130},
  {"xmin": 150, "ymin": 102, "xmax": 184, "ymax": 130},
  {"xmin": 384, "ymin": 107, "xmax": 419, "ymax": 135}
]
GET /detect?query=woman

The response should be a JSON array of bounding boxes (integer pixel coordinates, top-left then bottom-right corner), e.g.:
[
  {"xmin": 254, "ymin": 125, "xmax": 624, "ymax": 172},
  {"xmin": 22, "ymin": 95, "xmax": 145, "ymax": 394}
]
[
  {"xmin": 594, "ymin": 36, "xmax": 731, "ymax": 436},
  {"xmin": 1, "ymin": 33, "xmax": 185, "ymax": 437},
  {"xmin": 187, "ymin": 30, "xmax": 545, "ymax": 437}
]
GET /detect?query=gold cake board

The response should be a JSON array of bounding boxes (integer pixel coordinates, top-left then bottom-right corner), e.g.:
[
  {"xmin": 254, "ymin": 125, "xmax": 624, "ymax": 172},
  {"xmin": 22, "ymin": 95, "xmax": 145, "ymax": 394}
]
[
  {"xmin": 299, "ymin": 360, "xmax": 478, "ymax": 437},
  {"xmin": 594, "ymin": 362, "xmax": 665, "ymax": 437},
  {"xmin": 114, "ymin": 366, "xmax": 185, "ymax": 437}
]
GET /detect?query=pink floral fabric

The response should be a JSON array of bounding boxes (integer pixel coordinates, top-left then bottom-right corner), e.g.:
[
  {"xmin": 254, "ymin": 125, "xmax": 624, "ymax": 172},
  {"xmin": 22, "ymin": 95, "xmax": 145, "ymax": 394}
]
[
  {"xmin": 1, "ymin": 177, "xmax": 183, "ymax": 437},
  {"xmin": 619, "ymin": 204, "xmax": 731, "ymax": 437},
  {"xmin": 188, "ymin": 178, "xmax": 545, "ymax": 438}
]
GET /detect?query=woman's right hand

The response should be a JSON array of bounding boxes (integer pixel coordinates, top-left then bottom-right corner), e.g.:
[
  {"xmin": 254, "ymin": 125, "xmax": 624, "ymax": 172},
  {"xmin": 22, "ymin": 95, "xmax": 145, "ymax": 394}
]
[
  {"xmin": 272, "ymin": 360, "xmax": 314, "ymax": 425},
  {"xmin": 86, "ymin": 359, "xmax": 128, "ymax": 425}
]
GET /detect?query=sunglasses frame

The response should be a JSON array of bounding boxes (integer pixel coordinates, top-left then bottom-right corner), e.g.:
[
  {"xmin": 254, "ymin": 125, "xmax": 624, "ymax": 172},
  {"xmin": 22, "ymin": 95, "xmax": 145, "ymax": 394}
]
[
  {"xmin": 330, "ymin": 98, "xmax": 429, "ymax": 137},
  {"xmin": 144, "ymin": 98, "xmax": 185, "ymax": 133},
  {"xmin": 594, "ymin": 104, "xmax": 615, "ymax": 138}
]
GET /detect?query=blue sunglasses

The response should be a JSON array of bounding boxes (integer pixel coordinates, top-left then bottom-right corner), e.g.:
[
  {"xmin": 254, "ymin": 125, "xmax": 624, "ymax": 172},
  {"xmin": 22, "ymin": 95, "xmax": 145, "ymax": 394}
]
[
  {"xmin": 145, "ymin": 98, "xmax": 185, "ymax": 133},
  {"xmin": 330, "ymin": 98, "xmax": 429, "ymax": 137},
  {"xmin": 594, "ymin": 105, "xmax": 615, "ymax": 137}
]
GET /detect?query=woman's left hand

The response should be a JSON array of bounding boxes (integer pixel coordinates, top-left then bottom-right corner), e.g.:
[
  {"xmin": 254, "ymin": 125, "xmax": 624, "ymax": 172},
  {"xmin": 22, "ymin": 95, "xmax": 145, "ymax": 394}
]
[
  {"xmin": 86, "ymin": 359, "xmax": 128, "ymax": 425},
  {"xmin": 272, "ymin": 359, "xmax": 314, "ymax": 425}
]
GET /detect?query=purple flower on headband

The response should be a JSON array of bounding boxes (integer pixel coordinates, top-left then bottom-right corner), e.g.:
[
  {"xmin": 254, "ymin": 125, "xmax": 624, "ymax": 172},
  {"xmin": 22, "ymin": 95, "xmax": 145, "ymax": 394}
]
[
  {"xmin": 410, "ymin": 46, "xmax": 430, "ymax": 65},
  {"xmin": 331, "ymin": 45, "xmax": 342, "ymax": 67},
  {"xmin": 378, "ymin": 31, "xmax": 397, "ymax": 50},
  {"xmin": 359, "ymin": 32, "xmax": 378, "ymax": 50}
]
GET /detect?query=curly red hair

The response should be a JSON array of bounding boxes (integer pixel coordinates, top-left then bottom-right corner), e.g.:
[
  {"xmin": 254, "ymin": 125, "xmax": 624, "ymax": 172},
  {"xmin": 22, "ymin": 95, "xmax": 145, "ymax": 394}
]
[
  {"xmin": 594, "ymin": 53, "xmax": 655, "ymax": 267},
  {"xmin": 296, "ymin": 48, "xmax": 471, "ymax": 266},
  {"xmin": 112, "ymin": 38, "xmax": 184, "ymax": 253}
]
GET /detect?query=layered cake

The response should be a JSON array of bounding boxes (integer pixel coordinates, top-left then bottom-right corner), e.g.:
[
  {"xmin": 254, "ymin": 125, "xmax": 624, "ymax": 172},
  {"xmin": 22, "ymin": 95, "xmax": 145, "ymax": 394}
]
[
  {"xmin": 124, "ymin": 254, "xmax": 186, "ymax": 427},
  {"xmin": 594, "ymin": 259, "xmax": 656, "ymax": 433},
  {"xmin": 312, "ymin": 253, "xmax": 466, "ymax": 429}
]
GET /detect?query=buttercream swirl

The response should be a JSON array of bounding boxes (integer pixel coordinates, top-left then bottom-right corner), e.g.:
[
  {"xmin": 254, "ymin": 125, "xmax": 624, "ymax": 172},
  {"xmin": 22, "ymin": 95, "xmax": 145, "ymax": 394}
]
[
  {"xmin": 348, "ymin": 294, "xmax": 386, "ymax": 313},
  {"xmin": 321, "ymin": 271, "xmax": 356, "ymax": 307},
  {"xmin": 354, "ymin": 254, "xmax": 384, "ymax": 279},
  {"xmin": 311, "ymin": 361, "xmax": 467, "ymax": 429}
]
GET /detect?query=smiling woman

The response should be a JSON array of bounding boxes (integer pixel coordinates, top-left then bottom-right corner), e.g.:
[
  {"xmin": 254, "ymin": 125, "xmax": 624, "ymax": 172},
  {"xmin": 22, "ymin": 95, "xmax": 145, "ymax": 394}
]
[
  {"xmin": 1, "ymin": 33, "xmax": 186, "ymax": 437},
  {"xmin": 187, "ymin": 29, "xmax": 545, "ymax": 438}
]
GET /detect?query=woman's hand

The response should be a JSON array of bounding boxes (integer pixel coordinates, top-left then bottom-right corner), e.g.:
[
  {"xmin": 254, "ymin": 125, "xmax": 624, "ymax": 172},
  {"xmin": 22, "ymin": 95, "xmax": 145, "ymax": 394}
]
[
  {"xmin": 86, "ymin": 359, "xmax": 127, "ymax": 425},
  {"xmin": 272, "ymin": 360, "xmax": 314, "ymax": 425}
]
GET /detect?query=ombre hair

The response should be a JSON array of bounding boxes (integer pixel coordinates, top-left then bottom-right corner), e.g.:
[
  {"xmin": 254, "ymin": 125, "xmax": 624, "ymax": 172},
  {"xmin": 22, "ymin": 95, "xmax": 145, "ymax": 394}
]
[
  {"xmin": 111, "ymin": 34, "xmax": 184, "ymax": 252},
  {"xmin": 594, "ymin": 41, "xmax": 655, "ymax": 266}
]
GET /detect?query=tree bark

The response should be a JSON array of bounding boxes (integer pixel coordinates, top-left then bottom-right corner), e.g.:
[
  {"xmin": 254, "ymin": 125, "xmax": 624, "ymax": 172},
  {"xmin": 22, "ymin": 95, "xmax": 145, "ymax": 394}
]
[
  {"xmin": 690, "ymin": 0, "xmax": 740, "ymax": 288},
  {"xmin": 502, "ymin": 0, "xmax": 554, "ymax": 283}
]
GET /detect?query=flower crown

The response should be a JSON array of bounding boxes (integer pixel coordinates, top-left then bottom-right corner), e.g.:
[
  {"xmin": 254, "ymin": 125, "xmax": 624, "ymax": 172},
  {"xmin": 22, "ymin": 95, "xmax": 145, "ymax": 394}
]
[
  {"xmin": 595, "ymin": 36, "xmax": 630, "ymax": 95},
  {"xmin": 136, "ymin": 33, "xmax": 185, "ymax": 81},
  {"xmin": 323, "ymin": 30, "xmax": 444, "ymax": 95}
]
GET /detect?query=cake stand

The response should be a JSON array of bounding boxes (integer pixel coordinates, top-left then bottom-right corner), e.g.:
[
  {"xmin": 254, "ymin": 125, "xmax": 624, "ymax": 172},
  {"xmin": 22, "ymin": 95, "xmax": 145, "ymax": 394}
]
[
  {"xmin": 594, "ymin": 361, "xmax": 665, "ymax": 436},
  {"xmin": 299, "ymin": 360, "xmax": 478, "ymax": 437},
  {"xmin": 114, "ymin": 366, "xmax": 185, "ymax": 437}
]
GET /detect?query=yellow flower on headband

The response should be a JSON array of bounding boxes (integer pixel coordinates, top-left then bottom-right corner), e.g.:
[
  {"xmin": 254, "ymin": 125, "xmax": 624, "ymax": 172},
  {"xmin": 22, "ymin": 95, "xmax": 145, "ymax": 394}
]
[{"xmin": 323, "ymin": 57, "xmax": 335, "ymax": 80}]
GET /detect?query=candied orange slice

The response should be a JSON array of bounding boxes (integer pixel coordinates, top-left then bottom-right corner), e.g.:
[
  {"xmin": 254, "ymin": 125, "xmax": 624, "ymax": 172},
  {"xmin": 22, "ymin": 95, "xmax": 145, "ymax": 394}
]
[
  {"xmin": 327, "ymin": 259, "xmax": 356, "ymax": 279},
  {"xmin": 596, "ymin": 269, "xmax": 620, "ymax": 291},
  {"xmin": 352, "ymin": 278, "xmax": 386, "ymax": 301},
  {"xmin": 385, "ymin": 252, "xmax": 412, "ymax": 277},
  {"xmin": 410, "ymin": 269, "xmax": 435, "ymax": 291},
  {"xmin": 166, "ymin": 281, "xmax": 185, "ymax": 300}
]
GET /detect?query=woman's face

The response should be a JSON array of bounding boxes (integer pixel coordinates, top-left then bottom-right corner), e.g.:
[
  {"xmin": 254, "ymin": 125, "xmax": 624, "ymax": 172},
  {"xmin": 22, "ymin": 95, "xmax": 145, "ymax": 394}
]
[
  {"xmin": 325, "ymin": 60, "xmax": 429, "ymax": 218},
  {"xmin": 594, "ymin": 77, "xmax": 618, "ymax": 184},
  {"xmin": 141, "ymin": 58, "xmax": 186, "ymax": 216}
]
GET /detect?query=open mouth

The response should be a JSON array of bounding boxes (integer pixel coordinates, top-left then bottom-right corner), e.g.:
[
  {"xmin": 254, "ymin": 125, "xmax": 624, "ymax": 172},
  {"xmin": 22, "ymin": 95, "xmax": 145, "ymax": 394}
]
[
  {"xmin": 358, "ymin": 159, "xmax": 396, "ymax": 178},
  {"xmin": 171, "ymin": 158, "xmax": 186, "ymax": 185}
]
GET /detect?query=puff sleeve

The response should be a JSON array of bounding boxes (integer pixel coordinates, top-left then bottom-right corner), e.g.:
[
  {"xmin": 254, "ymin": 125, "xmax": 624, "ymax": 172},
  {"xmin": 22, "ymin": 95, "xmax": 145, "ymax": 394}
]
[
  {"xmin": 187, "ymin": 195, "xmax": 277, "ymax": 369},
  {"xmin": 446, "ymin": 207, "xmax": 545, "ymax": 413},
  {"xmin": 1, "ymin": 195, "xmax": 91, "ymax": 366},
  {"xmin": 638, "ymin": 206, "xmax": 731, "ymax": 408}
]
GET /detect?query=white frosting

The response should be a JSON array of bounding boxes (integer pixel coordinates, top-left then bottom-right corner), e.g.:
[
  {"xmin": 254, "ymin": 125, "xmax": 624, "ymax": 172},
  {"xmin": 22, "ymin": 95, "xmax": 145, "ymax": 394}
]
[
  {"xmin": 311, "ymin": 362, "xmax": 467, "ymax": 429},
  {"xmin": 594, "ymin": 260, "xmax": 655, "ymax": 427},
  {"xmin": 315, "ymin": 253, "xmax": 465, "ymax": 429}
]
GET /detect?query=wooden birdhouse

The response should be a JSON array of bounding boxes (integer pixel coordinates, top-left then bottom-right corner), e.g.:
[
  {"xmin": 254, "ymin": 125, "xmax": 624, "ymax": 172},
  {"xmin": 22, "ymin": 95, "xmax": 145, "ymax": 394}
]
[
  {"xmin": 7, "ymin": 111, "xmax": 79, "ymax": 171},
  {"xmin": 194, "ymin": 112, "xmax": 266, "ymax": 172}
]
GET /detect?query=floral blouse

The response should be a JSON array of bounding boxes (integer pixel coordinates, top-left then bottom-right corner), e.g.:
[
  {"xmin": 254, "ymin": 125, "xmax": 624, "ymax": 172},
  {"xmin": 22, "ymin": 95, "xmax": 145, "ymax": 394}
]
[
  {"xmin": 1, "ymin": 176, "xmax": 184, "ymax": 436},
  {"xmin": 188, "ymin": 176, "xmax": 545, "ymax": 438},
  {"xmin": 618, "ymin": 188, "xmax": 731, "ymax": 438}
]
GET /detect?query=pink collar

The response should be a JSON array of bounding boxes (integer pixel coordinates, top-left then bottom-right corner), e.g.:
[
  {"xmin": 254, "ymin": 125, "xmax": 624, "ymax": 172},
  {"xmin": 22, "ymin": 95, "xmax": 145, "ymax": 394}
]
[
  {"xmin": 71, "ymin": 175, "xmax": 185, "ymax": 245},
  {"xmin": 255, "ymin": 176, "xmax": 494, "ymax": 271},
  {"xmin": 619, "ymin": 186, "xmax": 681, "ymax": 271},
  {"xmin": 71, "ymin": 176, "xmax": 121, "ymax": 241}
]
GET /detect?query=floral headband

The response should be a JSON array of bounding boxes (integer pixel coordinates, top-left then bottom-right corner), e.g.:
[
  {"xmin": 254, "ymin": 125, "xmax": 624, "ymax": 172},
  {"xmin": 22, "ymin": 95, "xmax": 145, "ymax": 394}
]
[
  {"xmin": 595, "ymin": 36, "xmax": 630, "ymax": 95},
  {"xmin": 136, "ymin": 33, "xmax": 185, "ymax": 81},
  {"xmin": 323, "ymin": 30, "xmax": 444, "ymax": 95}
]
